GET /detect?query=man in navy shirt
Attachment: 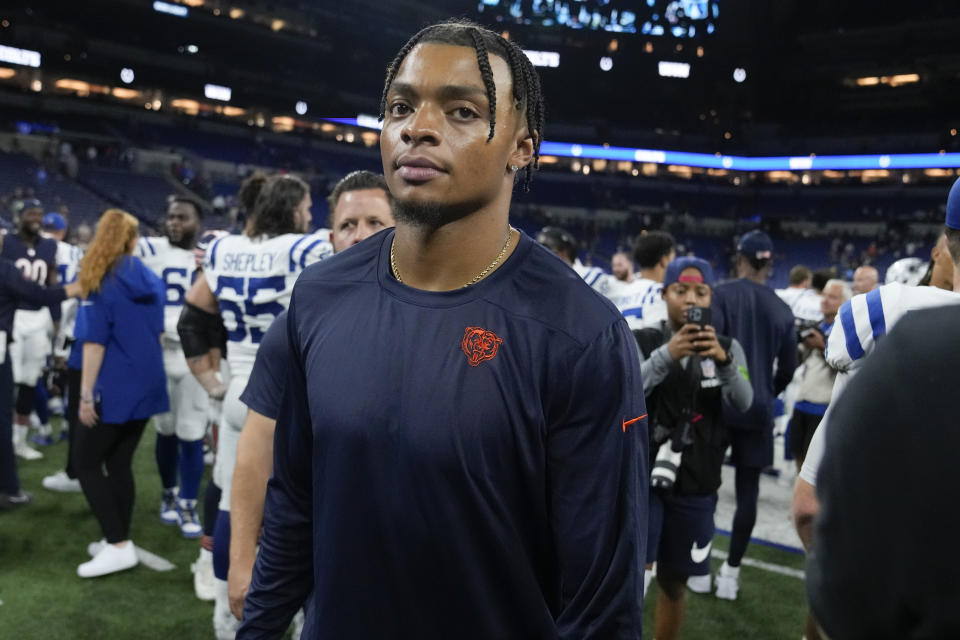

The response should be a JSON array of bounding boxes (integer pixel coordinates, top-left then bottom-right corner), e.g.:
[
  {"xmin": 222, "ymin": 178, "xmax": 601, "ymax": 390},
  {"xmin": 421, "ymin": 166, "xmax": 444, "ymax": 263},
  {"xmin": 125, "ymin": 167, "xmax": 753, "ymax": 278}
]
[
  {"xmin": 709, "ymin": 231, "xmax": 796, "ymax": 600},
  {"xmin": 239, "ymin": 20, "xmax": 648, "ymax": 639},
  {"xmin": 1, "ymin": 199, "xmax": 60, "ymax": 460},
  {"xmin": 0, "ymin": 232, "xmax": 81, "ymax": 506}
]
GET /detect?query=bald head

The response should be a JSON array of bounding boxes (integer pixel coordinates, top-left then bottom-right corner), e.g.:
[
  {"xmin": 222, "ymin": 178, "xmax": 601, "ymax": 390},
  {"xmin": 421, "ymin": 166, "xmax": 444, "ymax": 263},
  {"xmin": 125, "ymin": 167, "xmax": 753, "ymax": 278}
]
[{"xmin": 853, "ymin": 266, "xmax": 879, "ymax": 295}]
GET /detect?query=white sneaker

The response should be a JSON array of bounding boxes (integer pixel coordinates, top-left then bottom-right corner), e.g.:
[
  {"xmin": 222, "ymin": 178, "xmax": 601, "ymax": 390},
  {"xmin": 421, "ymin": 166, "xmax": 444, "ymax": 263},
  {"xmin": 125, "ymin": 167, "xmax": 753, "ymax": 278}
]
[
  {"xmin": 77, "ymin": 541, "xmax": 138, "ymax": 578},
  {"xmin": 191, "ymin": 548, "xmax": 216, "ymax": 601},
  {"xmin": 42, "ymin": 470, "xmax": 82, "ymax": 493},
  {"xmin": 687, "ymin": 574, "xmax": 712, "ymax": 594},
  {"xmin": 213, "ymin": 578, "xmax": 240, "ymax": 639},
  {"xmin": 87, "ymin": 539, "xmax": 106, "ymax": 557},
  {"xmin": 715, "ymin": 561, "xmax": 740, "ymax": 600},
  {"xmin": 13, "ymin": 425, "xmax": 43, "ymax": 460}
]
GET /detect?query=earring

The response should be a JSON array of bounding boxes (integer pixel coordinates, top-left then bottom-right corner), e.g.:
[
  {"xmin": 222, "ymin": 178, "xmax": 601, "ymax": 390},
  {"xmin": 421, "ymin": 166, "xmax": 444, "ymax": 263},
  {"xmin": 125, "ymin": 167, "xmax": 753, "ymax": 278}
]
[{"xmin": 510, "ymin": 165, "xmax": 519, "ymax": 172}]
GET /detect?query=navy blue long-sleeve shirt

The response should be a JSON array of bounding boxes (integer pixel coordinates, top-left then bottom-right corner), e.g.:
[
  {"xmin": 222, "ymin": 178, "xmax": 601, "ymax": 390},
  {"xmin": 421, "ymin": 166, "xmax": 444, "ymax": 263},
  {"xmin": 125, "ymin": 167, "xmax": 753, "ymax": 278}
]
[
  {"xmin": 0, "ymin": 258, "xmax": 66, "ymax": 336},
  {"xmin": 712, "ymin": 277, "xmax": 796, "ymax": 430},
  {"xmin": 239, "ymin": 230, "xmax": 648, "ymax": 639}
]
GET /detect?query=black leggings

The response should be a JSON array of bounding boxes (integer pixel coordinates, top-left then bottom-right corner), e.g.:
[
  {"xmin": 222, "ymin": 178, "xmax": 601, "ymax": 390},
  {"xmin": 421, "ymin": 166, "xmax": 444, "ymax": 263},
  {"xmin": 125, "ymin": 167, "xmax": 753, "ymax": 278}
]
[
  {"xmin": 73, "ymin": 418, "xmax": 147, "ymax": 544},
  {"xmin": 64, "ymin": 367, "xmax": 81, "ymax": 479},
  {"xmin": 728, "ymin": 465, "xmax": 762, "ymax": 567}
]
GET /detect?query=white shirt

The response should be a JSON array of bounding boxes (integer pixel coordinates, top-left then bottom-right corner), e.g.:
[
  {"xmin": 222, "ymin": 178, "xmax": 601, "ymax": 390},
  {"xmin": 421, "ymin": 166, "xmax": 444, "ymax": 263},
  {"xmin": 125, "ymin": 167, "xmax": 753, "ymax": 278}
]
[
  {"xmin": 776, "ymin": 286, "xmax": 822, "ymax": 322},
  {"xmin": 203, "ymin": 230, "xmax": 333, "ymax": 377}
]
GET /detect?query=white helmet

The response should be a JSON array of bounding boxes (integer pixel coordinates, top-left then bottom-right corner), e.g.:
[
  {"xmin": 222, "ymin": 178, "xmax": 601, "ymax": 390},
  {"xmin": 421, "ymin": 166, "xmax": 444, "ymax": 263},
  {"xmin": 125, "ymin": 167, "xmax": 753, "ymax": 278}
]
[{"xmin": 884, "ymin": 257, "xmax": 927, "ymax": 287}]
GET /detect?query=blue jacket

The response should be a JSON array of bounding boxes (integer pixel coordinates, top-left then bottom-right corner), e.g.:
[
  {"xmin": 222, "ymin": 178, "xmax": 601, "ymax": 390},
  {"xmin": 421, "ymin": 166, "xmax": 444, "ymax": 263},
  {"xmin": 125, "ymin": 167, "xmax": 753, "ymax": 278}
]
[{"xmin": 75, "ymin": 255, "xmax": 169, "ymax": 423}]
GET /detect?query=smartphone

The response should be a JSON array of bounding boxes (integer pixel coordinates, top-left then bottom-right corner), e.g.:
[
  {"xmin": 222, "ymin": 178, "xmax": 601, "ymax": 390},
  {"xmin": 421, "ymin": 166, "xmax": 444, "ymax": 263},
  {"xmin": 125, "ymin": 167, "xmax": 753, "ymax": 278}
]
[{"xmin": 686, "ymin": 306, "xmax": 711, "ymax": 328}]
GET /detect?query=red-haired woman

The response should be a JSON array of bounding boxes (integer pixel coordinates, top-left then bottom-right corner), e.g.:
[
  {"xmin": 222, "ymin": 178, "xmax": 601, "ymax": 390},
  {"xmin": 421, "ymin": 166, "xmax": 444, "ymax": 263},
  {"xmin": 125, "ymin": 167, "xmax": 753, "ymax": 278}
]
[{"xmin": 74, "ymin": 209, "xmax": 169, "ymax": 578}]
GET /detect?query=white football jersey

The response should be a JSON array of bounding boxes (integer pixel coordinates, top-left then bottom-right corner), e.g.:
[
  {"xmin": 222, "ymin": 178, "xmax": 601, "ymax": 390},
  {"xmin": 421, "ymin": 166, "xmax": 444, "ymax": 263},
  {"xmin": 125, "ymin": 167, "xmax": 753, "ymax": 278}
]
[
  {"xmin": 55, "ymin": 240, "xmax": 83, "ymax": 285},
  {"xmin": 825, "ymin": 282, "xmax": 960, "ymax": 372},
  {"xmin": 53, "ymin": 240, "xmax": 83, "ymax": 348},
  {"xmin": 204, "ymin": 230, "xmax": 333, "ymax": 376},
  {"xmin": 137, "ymin": 236, "xmax": 200, "ymax": 342},
  {"xmin": 776, "ymin": 286, "xmax": 822, "ymax": 322},
  {"xmin": 572, "ymin": 259, "xmax": 607, "ymax": 289},
  {"xmin": 599, "ymin": 276, "xmax": 667, "ymax": 331},
  {"xmin": 800, "ymin": 282, "xmax": 960, "ymax": 486}
]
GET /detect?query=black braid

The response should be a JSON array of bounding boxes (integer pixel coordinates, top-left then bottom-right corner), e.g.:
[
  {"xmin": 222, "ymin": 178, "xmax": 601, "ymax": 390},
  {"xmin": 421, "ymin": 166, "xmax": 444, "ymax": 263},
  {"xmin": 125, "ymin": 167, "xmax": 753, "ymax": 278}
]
[
  {"xmin": 468, "ymin": 28, "xmax": 497, "ymax": 142},
  {"xmin": 379, "ymin": 20, "xmax": 545, "ymax": 191}
]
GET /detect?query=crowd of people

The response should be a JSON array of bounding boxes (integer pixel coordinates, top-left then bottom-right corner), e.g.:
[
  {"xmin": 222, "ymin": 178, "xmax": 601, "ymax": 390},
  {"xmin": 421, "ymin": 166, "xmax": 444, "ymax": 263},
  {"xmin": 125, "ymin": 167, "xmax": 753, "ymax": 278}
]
[{"xmin": 4, "ymin": 17, "xmax": 960, "ymax": 640}]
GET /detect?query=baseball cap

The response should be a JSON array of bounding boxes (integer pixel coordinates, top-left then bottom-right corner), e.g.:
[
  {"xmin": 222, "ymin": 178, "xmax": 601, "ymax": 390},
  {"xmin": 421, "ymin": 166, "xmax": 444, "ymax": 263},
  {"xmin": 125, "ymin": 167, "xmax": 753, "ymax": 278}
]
[
  {"xmin": 946, "ymin": 176, "xmax": 960, "ymax": 230},
  {"xmin": 42, "ymin": 213, "xmax": 67, "ymax": 231},
  {"xmin": 663, "ymin": 256, "xmax": 714, "ymax": 288},
  {"xmin": 737, "ymin": 230, "xmax": 774, "ymax": 261},
  {"xmin": 17, "ymin": 198, "xmax": 43, "ymax": 213}
]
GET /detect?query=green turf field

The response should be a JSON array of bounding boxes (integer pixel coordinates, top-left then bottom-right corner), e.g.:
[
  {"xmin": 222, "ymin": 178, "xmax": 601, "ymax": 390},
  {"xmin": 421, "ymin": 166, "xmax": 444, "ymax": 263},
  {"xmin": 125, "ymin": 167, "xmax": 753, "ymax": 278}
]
[{"xmin": 1, "ymin": 419, "xmax": 809, "ymax": 639}]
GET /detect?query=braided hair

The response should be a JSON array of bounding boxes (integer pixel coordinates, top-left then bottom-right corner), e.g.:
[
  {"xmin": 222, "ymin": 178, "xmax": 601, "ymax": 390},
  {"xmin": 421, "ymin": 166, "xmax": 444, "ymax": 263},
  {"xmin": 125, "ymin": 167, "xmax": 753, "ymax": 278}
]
[{"xmin": 378, "ymin": 19, "xmax": 545, "ymax": 191}]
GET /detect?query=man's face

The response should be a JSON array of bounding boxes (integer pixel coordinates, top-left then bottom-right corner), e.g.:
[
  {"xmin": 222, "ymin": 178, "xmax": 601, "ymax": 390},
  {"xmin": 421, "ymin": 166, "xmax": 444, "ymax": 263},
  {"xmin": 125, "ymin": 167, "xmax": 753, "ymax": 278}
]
[
  {"xmin": 19, "ymin": 207, "xmax": 43, "ymax": 236},
  {"xmin": 294, "ymin": 192, "xmax": 313, "ymax": 233},
  {"xmin": 821, "ymin": 283, "xmax": 845, "ymax": 320},
  {"xmin": 166, "ymin": 202, "xmax": 200, "ymax": 246},
  {"xmin": 852, "ymin": 267, "xmax": 878, "ymax": 294},
  {"xmin": 611, "ymin": 253, "xmax": 633, "ymax": 281},
  {"xmin": 663, "ymin": 267, "xmax": 712, "ymax": 328},
  {"xmin": 930, "ymin": 234, "xmax": 954, "ymax": 291},
  {"xmin": 330, "ymin": 188, "xmax": 395, "ymax": 253},
  {"xmin": 380, "ymin": 42, "xmax": 531, "ymax": 228}
]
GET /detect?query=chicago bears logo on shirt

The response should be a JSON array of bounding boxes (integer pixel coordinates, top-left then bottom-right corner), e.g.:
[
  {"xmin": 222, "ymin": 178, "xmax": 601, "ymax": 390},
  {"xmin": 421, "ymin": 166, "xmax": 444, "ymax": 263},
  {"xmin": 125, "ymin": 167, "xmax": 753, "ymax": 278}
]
[{"xmin": 461, "ymin": 327, "xmax": 503, "ymax": 367}]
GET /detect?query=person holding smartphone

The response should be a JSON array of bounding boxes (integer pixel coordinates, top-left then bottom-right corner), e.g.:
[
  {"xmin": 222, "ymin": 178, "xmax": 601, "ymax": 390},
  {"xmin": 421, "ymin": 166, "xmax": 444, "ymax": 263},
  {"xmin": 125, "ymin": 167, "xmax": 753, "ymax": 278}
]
[{"xmin": 633, "ymin": 256, "xmax": 752, "ymax": 640}]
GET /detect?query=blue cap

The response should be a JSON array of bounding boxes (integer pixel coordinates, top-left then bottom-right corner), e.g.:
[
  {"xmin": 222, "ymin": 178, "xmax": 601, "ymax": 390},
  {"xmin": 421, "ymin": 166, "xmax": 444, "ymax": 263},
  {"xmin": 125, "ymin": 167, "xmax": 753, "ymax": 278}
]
[
  {"xmin": 737, "ymin": 230, "xmax": 774, "ymax": 261},
  {"xmin": 947, "ymin": 176, "xmax": 960, "ymax": 231},
  {"xmin": 663, "ymin": 256, "xmax": 714, "ymax": 288},
  {"xmin": 42, "ymin": 213, "xmax": 66, "ymax": 231}
]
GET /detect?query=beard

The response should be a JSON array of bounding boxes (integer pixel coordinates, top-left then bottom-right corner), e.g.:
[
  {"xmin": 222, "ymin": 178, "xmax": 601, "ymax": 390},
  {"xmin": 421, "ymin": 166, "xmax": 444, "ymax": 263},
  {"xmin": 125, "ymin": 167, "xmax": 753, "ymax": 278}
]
[
  {"xmin": 169, "ymin": 229, "xmax": 197, "ymax": 250},
  {"xmin": 392, "ymin": 196, "xmax": 483, "ymax": 231}
]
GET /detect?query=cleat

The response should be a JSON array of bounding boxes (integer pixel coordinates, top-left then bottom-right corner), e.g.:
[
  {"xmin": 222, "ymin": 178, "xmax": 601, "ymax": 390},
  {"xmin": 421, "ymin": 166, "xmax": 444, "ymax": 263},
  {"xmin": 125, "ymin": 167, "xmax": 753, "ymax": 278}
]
[
  {"xmin": 0, "ymin": 490, "xmax": 32, "ymax": 509},
  {"xmin": 160, "ymin": 488, "xmax": 179, "ymax": 525},
  {"xmin": 178, "ymin": 500, "xmax": 203, "ymax": 539},
  {"xmin": 191, "ymin": 548, "xmax": 216, "ymax": 601}
]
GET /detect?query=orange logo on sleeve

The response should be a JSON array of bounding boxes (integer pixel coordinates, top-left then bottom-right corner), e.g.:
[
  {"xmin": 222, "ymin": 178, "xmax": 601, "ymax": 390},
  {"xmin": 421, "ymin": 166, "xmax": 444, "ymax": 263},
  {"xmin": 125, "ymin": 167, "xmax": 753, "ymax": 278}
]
[
  {"xmin": 461, "ymin": 327, "xmax": 503, "ymax": 367},
  {"xmin": 622, "ymin": 414, "xmax": 648, "ymax": 432}
]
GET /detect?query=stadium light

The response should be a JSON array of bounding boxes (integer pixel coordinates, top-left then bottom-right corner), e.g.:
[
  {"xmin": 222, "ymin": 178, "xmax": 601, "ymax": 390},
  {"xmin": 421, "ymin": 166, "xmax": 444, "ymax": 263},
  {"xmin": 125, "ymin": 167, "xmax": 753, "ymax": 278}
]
[
  {"xmin": 599, "ymin": 57, "xmax": 614, "ymax": 72},
  {"xmin": 523, "ymin": 50, "xmax": 560, "ymax": 68},
  {"xmin": 733, "ymin": 68, "xmax": 746, "ymax": 83},
  {"xmin": 0, "ymin": 44, "xmax": 41, "ymax": 68},
  {"xmin": 204, "ymin": 83, "xmax": 231, "ymax": 102},
  {"xmin": 295, "ymin": 100, "xmax": 308, "ymax": 115},
  {"xmin": 329, "ymin": 117, "xmax": 960, "ymax": 171},
  {"xmin": 153, "ymin": 1, "xmax": 189, "ymax": 17},
  {"xmin": 658, "ymin": 61, "xmax": 690, "ymax": 78},
  {"xmin": 120, "ymin": 67, "xmax": 134, "ymax": 84}
]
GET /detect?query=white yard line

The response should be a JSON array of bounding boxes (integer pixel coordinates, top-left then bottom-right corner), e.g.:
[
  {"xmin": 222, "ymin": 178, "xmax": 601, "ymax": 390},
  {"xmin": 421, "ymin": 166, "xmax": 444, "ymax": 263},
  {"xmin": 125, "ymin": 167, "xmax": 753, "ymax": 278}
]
[
  {"xmin": 711, "ymin": 548, "xmax": 805, "ymax": 580},
  {"xmin": 135, "ymin": 546, "xmax": 175, "ymax": 572}
]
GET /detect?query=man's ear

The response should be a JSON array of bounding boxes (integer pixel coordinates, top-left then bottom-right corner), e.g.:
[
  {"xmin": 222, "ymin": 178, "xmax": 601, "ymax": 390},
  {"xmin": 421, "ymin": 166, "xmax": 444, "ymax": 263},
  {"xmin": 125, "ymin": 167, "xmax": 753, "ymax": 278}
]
[{"xmin": 508, "ymin": 126, "xmax": 536, "ymax": 171}]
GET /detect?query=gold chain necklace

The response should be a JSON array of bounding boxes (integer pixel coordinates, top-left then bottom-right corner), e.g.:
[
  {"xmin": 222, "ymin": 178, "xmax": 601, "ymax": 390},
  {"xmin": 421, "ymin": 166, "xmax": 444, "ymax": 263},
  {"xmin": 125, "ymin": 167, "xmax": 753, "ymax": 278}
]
[{"xmin": 391, "ymin": 226, "xmax": 516, "ymax": 288}]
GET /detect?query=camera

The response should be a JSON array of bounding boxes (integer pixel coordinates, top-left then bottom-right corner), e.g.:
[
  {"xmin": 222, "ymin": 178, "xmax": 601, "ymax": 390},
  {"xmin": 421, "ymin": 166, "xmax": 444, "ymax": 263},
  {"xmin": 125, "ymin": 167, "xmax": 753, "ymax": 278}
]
[
  {"xmin": 686, "ymin": 306, "xmax": 711, "ymax": 328},
  {"xmin": 795, "ymin": 317, "xmax": 821, "ymax": 343}
]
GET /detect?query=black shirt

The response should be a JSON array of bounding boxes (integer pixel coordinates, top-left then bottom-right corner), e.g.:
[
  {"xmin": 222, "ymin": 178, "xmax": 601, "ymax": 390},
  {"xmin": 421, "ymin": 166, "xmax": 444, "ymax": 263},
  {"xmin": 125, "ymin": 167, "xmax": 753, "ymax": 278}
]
[{"xmin": 808, "ymin": 305, "xmax": 960, "ymax": 639}]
